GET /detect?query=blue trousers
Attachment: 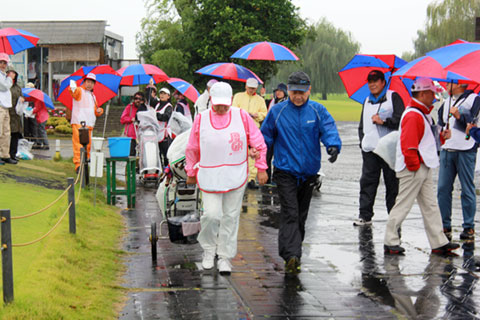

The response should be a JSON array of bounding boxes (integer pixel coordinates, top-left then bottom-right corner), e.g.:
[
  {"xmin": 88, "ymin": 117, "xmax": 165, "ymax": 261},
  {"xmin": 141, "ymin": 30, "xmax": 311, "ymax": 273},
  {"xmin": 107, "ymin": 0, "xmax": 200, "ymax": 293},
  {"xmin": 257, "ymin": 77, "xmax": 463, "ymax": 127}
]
[{"xmin": 437, "ymin": 149, "xmax": 477, "ymax": 229}]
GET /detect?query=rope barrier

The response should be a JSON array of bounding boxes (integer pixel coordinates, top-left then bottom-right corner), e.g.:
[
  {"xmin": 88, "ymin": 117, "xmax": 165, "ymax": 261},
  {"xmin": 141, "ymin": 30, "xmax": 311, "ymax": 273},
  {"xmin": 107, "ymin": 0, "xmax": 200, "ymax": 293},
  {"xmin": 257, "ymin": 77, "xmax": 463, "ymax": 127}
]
[
  {"xmin": 76, "ymin": 168, "xmax": 84, "ymax": 204},
  {"xmin": 11, "ymin": 202, "xmax": 72, "ymax": 247},
  {"xmin": 74, "ymin": 156, "xmax": 85, "ymax": 185},
  {"xmin": 11, "ymin": 185, "xmax": 72, "ymax": 220}
]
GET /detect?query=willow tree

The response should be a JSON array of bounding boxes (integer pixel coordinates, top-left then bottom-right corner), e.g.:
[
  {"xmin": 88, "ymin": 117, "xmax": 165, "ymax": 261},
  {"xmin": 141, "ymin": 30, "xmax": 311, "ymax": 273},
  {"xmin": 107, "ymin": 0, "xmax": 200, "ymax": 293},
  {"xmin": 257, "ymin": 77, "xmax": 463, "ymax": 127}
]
[
  {"xmin": 272, "ymin": 18, "xmax": 360, "ymax": 100},
  {"xmin": 411, "ymin": 0, "xmax": 480, "ymax": 58}
]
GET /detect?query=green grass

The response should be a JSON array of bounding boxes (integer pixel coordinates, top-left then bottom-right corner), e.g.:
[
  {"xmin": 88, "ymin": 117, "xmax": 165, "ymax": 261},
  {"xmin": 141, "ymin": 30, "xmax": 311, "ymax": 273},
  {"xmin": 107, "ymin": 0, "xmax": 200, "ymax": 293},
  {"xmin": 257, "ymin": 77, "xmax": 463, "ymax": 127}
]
[
  {"xmin": 311, "ymin": 93, "xmax": 362, "ymax": 122},
  {"xmin": 0, "ymin": 160, "xmax": 125, "ymax": 319}
]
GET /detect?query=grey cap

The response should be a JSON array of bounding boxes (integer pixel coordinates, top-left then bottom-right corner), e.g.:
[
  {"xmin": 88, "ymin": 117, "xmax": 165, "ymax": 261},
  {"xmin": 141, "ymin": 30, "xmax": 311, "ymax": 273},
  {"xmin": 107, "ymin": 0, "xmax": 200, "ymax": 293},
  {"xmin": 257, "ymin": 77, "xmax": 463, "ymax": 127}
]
[{"xmin": 287, "ymin": 71, "xmax": 311, "ymax": 92}]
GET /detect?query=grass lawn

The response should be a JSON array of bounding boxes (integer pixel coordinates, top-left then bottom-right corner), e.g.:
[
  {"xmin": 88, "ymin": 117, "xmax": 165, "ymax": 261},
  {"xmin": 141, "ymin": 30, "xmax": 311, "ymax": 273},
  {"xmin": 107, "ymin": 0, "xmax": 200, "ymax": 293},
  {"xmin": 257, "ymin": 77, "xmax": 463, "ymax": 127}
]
[
  {"xmin": 311, "ymin": 93, "xmax": 362, "ymax": 122},
  {"xmin": 0, "ymin": 160, "xmax": 125, "ymax": 319}
]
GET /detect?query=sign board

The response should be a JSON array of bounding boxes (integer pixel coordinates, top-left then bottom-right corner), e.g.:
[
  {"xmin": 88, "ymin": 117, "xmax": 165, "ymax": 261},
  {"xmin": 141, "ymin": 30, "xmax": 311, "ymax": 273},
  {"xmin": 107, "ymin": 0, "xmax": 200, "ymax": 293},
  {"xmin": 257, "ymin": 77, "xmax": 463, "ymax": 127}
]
[{"xmin": 90, "ymin": 152, "xmax": 104, "ymax": 177}]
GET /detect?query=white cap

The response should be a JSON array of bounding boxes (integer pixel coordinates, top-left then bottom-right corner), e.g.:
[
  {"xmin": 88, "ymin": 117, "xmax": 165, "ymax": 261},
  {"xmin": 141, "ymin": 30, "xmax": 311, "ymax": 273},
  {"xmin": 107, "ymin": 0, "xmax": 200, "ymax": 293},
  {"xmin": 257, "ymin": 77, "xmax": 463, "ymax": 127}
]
[
  {"xmin": 25, "ymin": 82, "xmax": 35, "ymax": 88},
  {"xmin": 411, "ymin": 77, "xmax": 443, "ymax": 93},
  {"xmin": 210, "ymin": 82, "xmax": 232, "ymax": 106},
  {"xmin": 85, "ymin": 73, "xmax": 96, "ymax": 81},
  {"xmin": 206, "ymin": 79, "xmax": 218, "ymax": 88},
  {"xmin": 0, "ymin": 53, "xmax": 10, "ymax": 63},
  {"xmin": 246, "ymin": 77, "xmax": 259, "ymax": 88},
  {"xmin": 159, "ymin": 87, "xmax": 170, "ymax": 95}
]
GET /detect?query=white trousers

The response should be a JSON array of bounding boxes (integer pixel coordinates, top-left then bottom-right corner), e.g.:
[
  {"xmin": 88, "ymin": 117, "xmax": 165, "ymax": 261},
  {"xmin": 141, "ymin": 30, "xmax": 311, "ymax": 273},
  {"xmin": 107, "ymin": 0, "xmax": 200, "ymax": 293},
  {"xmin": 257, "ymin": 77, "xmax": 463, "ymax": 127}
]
[
  {"xmin": 384, "ymin": 164, "xmax": 448, "ymax": 249},
  {"xmin": 197, "ymin": 185, "xmax": 246, "ymax": 259}
]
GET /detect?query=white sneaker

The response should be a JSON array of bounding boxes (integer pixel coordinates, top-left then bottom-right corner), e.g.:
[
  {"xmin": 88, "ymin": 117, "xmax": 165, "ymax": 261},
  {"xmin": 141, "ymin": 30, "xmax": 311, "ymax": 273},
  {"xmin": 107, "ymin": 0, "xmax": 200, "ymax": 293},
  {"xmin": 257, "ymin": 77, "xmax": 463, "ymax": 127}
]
[
  {"xmin": 217, "ymin": 258, "xmax": 231, "ymax": 275},
  {"xmin": 202, "ymin": 251, "xmax": 215, "ymax": 270}
]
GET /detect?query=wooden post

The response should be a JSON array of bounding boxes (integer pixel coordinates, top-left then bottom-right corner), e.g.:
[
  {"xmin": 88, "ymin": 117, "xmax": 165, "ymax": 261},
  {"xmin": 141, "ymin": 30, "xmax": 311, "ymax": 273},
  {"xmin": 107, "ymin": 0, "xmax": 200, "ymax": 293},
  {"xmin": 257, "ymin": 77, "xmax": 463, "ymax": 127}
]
[
  {"xmin": 0, "ymin": 210, "xmax": 14, "ymax": 304},
  {"xmin": 476, "ymin": 17, "xmax": 480, "ymax": 41},
  {"xmin": 67, "ymin": 178, "xmax": 76, "ymax": 234}
]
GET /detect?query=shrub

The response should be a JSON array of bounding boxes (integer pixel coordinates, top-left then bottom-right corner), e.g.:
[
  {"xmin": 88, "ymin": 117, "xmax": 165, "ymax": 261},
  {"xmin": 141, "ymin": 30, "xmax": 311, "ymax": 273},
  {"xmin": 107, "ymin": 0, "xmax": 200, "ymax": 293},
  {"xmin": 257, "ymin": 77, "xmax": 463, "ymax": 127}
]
[{"xmin": 55, "ymin": 124, "xmax": 73, "ymax": 134}]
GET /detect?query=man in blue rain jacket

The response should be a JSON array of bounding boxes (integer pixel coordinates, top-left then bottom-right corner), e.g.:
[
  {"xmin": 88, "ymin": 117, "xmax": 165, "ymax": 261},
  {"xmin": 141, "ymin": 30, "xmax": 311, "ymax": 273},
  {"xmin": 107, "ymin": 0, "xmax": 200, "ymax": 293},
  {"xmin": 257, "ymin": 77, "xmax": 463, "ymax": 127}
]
[{"xmin": 261, "ymin": 71, "xmax": 342, "ymax": 274}]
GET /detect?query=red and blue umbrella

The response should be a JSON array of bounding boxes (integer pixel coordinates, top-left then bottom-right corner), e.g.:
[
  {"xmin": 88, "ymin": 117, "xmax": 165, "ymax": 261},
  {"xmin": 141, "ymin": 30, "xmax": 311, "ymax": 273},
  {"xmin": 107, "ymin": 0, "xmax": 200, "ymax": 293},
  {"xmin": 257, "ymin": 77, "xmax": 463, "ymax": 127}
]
[
  {"xmin": 22, "ymin": 88, "xmax": 54, "ymax": 110},
  {"xmin": 0, "ymin": 28, "xmax": 39, "ymax": 54},
  {"xmin": 230, "ymin": 41, "xmax": 299, "ymax": 61},
  {"xmin": 195, "ymin": 62, "xmax": 263, "ymax": 84},
  {"xmin": 339, "ymin": 54, "xmax": 411, "ymax": 104},
  {"xmin": 56, "ymin": 65, "xmax": 121, "ymax": 109},
  {"xmin": 166, "ymin": 78, "xmax": 200, "ymax": 103},
  {"xmin": 117, "ymin": 64, "xmax": 169, "ymax": 86}
]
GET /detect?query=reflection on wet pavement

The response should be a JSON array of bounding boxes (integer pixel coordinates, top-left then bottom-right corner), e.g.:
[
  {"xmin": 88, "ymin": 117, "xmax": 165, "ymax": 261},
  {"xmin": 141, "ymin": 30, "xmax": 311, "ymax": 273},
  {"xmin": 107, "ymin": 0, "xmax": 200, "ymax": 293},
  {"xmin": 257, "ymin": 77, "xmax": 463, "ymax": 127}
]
[{"xmin": 120, "ymin": 122, "xmax": 480, "ymax": 319}]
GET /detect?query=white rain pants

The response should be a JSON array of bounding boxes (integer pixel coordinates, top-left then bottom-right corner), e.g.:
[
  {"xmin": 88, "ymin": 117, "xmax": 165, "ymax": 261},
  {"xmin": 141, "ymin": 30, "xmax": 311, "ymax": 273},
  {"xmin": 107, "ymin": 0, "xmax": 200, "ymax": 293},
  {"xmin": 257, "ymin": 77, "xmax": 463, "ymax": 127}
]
[{"xmin": 197, "ymin": 185, "xmax": 246, "ymax": 259}]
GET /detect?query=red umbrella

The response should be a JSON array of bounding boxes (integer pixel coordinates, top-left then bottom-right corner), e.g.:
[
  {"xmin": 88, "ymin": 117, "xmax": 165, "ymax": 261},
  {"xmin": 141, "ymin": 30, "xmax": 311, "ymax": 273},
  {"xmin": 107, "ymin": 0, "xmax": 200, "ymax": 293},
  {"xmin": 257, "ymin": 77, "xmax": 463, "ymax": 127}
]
[
  {"xmin": 195, "ymin": 62, "xmax": 263, "ymax": 84},
  {"xmin": 167, "ymin": 78, "xmax": 200, "ymax": 103},
  {"xmin": 0, "ymin": 28, "xmax": 39, "ymax": 54},
  {"xmin": 117, "ymin": 64, "xmax": 169, "ymax": 86},
  {"xmin": 22, "ymin": 88, "xmax": 54, "ymax": 110},
  {"xmin": 56, "ymin": 65, "xmax": 121, "ymax": 109}
]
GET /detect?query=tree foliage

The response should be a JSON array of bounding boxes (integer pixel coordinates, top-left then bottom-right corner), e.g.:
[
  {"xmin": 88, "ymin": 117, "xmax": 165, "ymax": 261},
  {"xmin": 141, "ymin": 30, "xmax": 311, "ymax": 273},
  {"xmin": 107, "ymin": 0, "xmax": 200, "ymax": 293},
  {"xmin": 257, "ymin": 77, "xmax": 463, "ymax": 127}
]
[
  {"xmin": 269, "ymin": 18, "xmax": 360, "ymax": 99},
  {"xmin": 408, "ymin": 0, "xmax": 480, "ymax": 59},
  {"xmin": 137, "ymin": 0, "xmax": 308, "ymax": 90}
]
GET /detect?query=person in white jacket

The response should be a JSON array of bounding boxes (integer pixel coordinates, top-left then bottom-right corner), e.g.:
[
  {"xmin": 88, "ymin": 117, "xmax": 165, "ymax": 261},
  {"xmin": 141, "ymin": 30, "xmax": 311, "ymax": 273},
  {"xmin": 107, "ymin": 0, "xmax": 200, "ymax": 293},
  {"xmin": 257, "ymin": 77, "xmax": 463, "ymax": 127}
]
[
  {"xmin": 193, "ymin": 79, "xmax": 218, "ymax": 117},
  {"xmin": 0, "ymin": 53, "xmax": 15, "ymax": 165}
]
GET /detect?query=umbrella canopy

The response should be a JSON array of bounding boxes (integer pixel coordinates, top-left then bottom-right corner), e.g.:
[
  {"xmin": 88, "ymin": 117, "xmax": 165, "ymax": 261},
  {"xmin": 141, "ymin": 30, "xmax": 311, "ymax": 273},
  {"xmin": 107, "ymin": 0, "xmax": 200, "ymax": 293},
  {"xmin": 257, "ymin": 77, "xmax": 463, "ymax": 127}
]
[
  {"xmin": 0, "ymin": 28, "xmax": 39, "ymax": 54},
  {"xmin": 230, "ymin": 41, "xmax": 299, "ymax": 61},
  {"xmin": 117, "ymin": 64, "xmax": 169, "ymax": 86},
  {"xmin": 338, "ymin": 54, "xmax": 411, "ymax": 104},
  {"xmin": 57, "ymin": 65, "xmax": 121, "ymax": 109},
  {"xmin": 167, "ymin": 78, "xmax": 200, "ymax": 103},
  {"xmin": 195, "ymin": 62, "xmax": 263, "ymax": 84},
  {"xmin": 22, "ymin": 88, "xmax": 54, "ymax": 110}
]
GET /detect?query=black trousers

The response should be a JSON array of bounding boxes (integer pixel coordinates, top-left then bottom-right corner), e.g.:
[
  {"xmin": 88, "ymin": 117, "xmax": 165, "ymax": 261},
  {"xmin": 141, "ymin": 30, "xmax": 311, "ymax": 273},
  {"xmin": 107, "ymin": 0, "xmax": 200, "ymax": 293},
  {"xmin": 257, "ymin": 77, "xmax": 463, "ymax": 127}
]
[
  {"xmin": 266, "ymin": 146, "xmax": 274, "ymax": 183},
  {"xmin": 9, "ymin": 132, "xmax": 22, "ymax": 159},
  {"xmin": 159, "ymin": 137, "xmax": 171, "ymax": 168},
  {"xmin": 273, "ymin": 169, "xmax": 316, "ymax": 261},
  {"xmin": 359, "ymin": 151, "xmax": 398, "ymax": 221}
]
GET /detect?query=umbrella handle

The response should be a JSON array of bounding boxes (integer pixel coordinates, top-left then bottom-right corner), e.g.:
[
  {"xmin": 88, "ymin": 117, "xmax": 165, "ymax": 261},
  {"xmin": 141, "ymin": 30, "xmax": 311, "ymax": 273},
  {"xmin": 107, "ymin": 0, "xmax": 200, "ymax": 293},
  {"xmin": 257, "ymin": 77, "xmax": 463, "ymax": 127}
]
[{"xmin": 102, "ymin": 102, "xmax": 110, "ymax": 139}]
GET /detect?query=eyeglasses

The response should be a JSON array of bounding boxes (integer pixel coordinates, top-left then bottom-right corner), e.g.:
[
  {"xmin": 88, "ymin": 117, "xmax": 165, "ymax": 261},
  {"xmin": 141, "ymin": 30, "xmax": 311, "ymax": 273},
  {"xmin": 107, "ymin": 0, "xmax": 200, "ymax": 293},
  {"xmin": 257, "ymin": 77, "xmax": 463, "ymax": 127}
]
[
  {"xmin": 134, "ymin": 97, "xmax": 143, "ymax": 101},
  {"xmin": 0, "ymin": 61, "xmax": 7, "ymax": 65}
]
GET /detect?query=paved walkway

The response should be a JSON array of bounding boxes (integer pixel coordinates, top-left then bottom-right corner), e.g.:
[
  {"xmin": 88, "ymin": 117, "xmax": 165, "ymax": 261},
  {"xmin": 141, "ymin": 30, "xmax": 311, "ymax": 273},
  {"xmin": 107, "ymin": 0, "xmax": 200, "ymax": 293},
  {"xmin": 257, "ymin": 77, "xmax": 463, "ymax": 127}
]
[{"xmin": 32, "ymin": 124, "xmax": 480, "ymax": 319}]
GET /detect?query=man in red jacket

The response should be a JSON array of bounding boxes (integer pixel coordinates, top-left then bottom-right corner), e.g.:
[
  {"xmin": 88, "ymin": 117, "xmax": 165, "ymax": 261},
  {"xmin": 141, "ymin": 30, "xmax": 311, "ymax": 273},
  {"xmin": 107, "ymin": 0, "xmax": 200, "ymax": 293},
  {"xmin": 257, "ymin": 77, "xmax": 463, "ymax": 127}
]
[{"xmin": 383, "ymin": 77, "xmax": 459, "ymax": 255}]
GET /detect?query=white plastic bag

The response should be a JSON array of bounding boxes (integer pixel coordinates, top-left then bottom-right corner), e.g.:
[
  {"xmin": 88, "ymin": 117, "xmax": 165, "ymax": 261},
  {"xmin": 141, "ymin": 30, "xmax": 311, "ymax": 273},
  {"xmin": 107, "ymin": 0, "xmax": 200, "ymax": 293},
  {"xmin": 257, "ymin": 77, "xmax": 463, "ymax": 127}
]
[
  {"xmin": 373, "ymin": 131, "xmax": 399, "ymax": 170},
  {"xmin": 168, "ymin": 111, "xmax": 192, "ymax": 137},
  {"xmin": 16, "ymin": 139, "xmax": 34, "ymax": 160}
]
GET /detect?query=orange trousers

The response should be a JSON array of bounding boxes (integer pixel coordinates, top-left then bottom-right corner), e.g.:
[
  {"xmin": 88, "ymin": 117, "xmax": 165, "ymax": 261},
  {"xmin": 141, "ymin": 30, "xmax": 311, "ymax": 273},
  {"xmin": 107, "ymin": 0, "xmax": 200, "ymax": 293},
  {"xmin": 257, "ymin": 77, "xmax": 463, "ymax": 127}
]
[{"xmin": 72, "ymin": 124, "xmax": 93, "ymax": 170}]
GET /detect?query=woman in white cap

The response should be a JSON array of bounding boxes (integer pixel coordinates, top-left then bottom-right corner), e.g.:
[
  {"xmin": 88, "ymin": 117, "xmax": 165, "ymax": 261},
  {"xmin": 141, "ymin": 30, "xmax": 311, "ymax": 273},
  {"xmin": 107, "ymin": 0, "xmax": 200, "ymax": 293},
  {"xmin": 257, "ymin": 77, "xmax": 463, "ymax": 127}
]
[
  {"xmin": 155, "ymin": 87, "xmax": 173, "ymax": 167},
  {"xmin": 185, "ymin": 81, "xmax": 268, "ymax": 275},
  {"xmin": 0, "ymin": 53, "xmax": 15, "ymax": 165},
  {"xmin": 68, "ymin": 72, "xmax": 104, "ymax": 172}
]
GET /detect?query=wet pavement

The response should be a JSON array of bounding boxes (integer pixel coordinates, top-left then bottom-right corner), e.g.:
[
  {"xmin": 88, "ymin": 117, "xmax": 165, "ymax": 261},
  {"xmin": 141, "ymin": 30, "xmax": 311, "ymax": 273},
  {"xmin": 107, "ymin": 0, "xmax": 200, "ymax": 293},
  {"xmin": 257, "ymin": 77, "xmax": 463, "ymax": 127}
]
[{"xmin": 32, "ymin": 123, "xmax": 480, "ymax": 319}]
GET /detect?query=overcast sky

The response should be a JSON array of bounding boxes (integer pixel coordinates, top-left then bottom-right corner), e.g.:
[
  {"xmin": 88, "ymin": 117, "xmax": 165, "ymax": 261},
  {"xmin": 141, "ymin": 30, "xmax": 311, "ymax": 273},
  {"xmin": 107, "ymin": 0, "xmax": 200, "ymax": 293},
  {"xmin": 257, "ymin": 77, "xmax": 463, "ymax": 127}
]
[{"xmin": 0, "ymin": 0, "xmax": 434, "ymax": 59}]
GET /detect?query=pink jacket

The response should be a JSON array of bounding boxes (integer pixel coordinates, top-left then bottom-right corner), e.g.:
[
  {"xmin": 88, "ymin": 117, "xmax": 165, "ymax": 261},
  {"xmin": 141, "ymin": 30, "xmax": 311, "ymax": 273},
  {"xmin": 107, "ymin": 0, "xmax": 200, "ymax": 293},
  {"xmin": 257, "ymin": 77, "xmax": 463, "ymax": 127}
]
[
  {"xmin": 186, "ymin": 107, "xmax": 267, "ymax": 177},
  {"xmin": 33, "ymin": 101, "xmax": 49, "ymax": 124},
  {"xmin": 120, "ymin": 103, "xmax": 138, "ymax": 139}
]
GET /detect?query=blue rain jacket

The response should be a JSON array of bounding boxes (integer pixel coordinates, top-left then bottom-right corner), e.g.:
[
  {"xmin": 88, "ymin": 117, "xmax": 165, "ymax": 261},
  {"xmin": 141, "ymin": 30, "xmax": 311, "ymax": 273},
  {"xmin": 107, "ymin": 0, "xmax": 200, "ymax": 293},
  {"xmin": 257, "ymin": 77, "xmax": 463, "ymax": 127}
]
[{"xmin": 261, "ymin": 98, "xmax": 342, "ymax": 179}]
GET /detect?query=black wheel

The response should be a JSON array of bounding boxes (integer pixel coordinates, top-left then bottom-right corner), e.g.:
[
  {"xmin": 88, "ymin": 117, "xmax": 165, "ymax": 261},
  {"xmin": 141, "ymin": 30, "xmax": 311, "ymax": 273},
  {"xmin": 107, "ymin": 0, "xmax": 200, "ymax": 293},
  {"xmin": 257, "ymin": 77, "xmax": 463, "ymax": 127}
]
[{"xmin": 150, "ymin": 222, "xmax": 157, "ymax": 261}]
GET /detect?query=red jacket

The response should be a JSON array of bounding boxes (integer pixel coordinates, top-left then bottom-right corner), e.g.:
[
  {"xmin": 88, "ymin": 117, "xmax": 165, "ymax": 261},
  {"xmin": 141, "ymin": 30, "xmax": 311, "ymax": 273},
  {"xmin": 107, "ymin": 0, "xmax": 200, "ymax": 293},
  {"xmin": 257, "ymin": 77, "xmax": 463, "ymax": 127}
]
[
  {"xmin": 400, "ymin": 98, "xmax": 444, "ymax": 171},
  {"xmin": 120, "ymin": 103, "xmax": 138, "ymax": 139},
  {"xmin": 33, "ymin": 100, "xmax": 49, "ymax": 124}
]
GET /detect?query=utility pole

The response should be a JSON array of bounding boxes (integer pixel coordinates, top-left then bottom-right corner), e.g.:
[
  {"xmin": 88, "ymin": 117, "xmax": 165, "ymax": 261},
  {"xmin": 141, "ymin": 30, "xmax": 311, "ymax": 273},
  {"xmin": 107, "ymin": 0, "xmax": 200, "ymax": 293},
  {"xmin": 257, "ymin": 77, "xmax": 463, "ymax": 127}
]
[{"xmin": 476, "ymin": 17, "xmax": 480, "ymax": 41}]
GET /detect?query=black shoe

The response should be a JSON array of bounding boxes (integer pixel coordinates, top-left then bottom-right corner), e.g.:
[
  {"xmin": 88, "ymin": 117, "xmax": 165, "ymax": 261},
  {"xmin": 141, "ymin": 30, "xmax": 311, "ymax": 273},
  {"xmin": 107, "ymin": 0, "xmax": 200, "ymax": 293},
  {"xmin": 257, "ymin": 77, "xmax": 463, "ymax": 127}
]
[
  {"xmin": 384, "ymin": 244, "xmax": 405, "ymax": 254},
  {"xmin": 1, "ymin": 158, "xmax": 17, "ymax": 165},
  {"xmin": 42, "ymin": 145, "xmax": 50, "ymax": 150},
  {"xmin": 460, "ymin": 228, "xmax": 475, "ymax": 240},
  {"xmin": 285, "ymin": 256, "xmax": 301, "ymax": 274},
  {"xmin": 443, "ymin": 227, "xmax": 452, "ymax": 241},
  {"xmin": 0, "ymin": 159, "xmax": 4, "ymax": 165},
  {"xmin": 432, "ymin": 242, "xmax": 460, "ymax": 255},
  {"xmin": 32, "ymin": 144, "xmax": 42, "ymax": 150},
  {"xmin": 247, "ymin": 180, "xmax": 258, "ymax": 189}
]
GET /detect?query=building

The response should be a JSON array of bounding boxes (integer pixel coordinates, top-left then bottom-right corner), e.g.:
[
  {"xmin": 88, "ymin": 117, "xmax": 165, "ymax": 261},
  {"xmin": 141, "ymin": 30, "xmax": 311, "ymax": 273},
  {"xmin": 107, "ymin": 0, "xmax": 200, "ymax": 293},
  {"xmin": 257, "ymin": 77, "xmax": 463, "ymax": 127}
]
[{"xmin": 0, "ymin": 20, "xmax": 126, "ymax": 99}]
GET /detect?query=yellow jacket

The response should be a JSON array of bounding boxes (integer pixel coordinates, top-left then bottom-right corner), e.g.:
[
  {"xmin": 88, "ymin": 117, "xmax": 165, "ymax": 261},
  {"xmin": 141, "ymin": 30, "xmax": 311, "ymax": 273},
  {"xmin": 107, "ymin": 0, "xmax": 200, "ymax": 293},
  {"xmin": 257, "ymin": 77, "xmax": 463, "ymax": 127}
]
[{"xmin": 232, "ymin": 92, "xmax": 267, "ymax": 127}]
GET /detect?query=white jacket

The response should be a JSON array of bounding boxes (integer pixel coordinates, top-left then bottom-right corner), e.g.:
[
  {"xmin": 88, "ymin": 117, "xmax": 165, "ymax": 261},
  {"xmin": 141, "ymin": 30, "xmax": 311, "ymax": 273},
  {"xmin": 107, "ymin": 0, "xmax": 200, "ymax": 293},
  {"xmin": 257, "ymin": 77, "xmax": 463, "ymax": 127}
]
[{"xmin": 0, "ymin": 71, "xmax": 12, "ymax": 108}]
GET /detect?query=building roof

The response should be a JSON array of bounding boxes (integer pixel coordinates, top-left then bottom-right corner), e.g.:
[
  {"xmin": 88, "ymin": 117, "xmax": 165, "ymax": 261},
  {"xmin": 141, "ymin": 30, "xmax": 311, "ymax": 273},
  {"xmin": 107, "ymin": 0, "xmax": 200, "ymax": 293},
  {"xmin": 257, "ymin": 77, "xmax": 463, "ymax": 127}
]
[{"xmin": 0, "ymin": 21, "xmax": 107, "ymax": 45}]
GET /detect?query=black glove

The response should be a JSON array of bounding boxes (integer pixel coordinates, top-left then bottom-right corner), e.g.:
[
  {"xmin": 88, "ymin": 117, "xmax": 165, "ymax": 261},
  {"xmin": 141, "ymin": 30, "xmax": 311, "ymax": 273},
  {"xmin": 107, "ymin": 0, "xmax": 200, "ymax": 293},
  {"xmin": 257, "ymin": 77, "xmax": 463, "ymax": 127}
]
[{"xmin": 327, "ymin": 146, "xmax": 338, "ymax": 163}]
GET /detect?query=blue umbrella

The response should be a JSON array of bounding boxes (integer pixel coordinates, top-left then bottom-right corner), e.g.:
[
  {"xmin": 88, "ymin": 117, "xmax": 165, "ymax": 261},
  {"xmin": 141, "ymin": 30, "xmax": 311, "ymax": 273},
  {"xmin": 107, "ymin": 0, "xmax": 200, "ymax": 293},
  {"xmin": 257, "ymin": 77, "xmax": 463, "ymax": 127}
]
[
  {"xmin": 339, "ymin": 54, "xmax": 411, "ymax": 104},
  {"xmin": 195, "ymin": 62, "xmax": 263, "ymax": 84},
  {"xmin": 22, "ymin": 88, "xmax": 54, "ymax": 110},
  {"xmin": 230, "ymin": 41, "xmax": 299, "ymax": 61}
]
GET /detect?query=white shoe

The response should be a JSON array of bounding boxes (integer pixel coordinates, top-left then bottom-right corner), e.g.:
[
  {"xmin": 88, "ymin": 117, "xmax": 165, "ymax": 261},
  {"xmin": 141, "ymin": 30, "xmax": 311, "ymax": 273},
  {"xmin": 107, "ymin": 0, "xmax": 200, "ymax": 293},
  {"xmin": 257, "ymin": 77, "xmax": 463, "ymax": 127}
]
[
  {"xmin": 218, "ymin": 258, "xmax": 231, "ymax": 275},
  {"xmin": 202, "ymin": 251, "xmax": 215, "ymax": 270}
]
